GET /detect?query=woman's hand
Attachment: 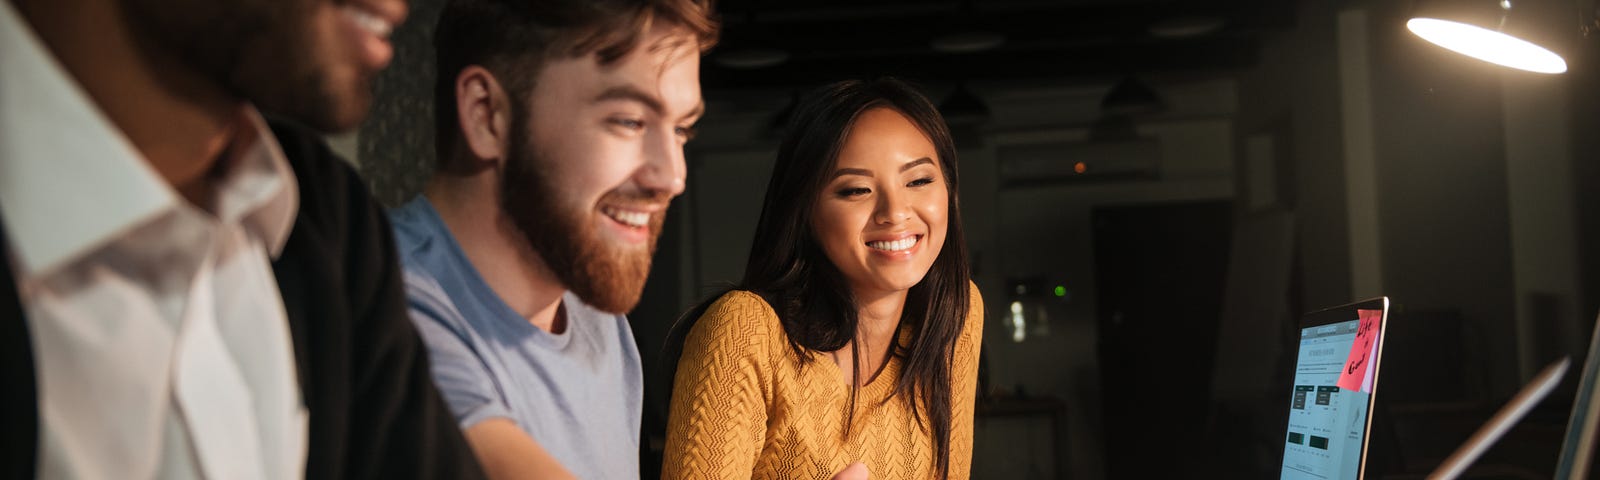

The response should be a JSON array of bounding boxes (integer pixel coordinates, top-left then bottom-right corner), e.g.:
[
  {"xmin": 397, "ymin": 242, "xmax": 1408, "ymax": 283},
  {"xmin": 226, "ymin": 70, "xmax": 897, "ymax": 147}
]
[{"xmin": 832, "ymin": 462, "xmax": 869, "ymax": 480}]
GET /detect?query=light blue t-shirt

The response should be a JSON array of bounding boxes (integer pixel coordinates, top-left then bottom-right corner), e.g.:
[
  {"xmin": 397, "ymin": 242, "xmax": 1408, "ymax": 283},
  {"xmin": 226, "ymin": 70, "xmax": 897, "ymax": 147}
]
[{"xmin": 390, "ymin": 197, "xmax": 642, "ymax": 479}]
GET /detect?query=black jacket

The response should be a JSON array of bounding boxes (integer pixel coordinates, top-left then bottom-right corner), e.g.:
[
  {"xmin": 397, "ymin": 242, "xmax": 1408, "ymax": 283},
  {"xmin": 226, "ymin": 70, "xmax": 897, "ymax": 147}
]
[{"xmin": 0, "ymin": 119, "xmax": 484, "ymax": 479}]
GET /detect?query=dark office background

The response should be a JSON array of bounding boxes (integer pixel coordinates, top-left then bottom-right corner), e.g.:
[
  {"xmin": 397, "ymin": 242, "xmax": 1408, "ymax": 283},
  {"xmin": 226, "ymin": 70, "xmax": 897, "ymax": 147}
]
[{"xmin": 346, "ymin": 0, "xmax": 1600, "ymax": 478}]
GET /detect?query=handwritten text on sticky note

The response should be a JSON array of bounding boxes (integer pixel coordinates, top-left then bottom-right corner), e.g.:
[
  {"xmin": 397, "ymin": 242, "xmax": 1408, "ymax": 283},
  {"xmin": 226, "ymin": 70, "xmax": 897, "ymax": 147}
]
[{"xmin": 1337, "ymin": 309, "xmax": 1384, "ymax": 393}]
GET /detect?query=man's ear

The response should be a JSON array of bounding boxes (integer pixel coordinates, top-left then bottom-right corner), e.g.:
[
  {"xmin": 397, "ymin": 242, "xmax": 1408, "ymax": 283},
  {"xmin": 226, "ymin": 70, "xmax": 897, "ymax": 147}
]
[{"xmin": 454, "ymin": 66, "xmax": 514, "ymax": 167}]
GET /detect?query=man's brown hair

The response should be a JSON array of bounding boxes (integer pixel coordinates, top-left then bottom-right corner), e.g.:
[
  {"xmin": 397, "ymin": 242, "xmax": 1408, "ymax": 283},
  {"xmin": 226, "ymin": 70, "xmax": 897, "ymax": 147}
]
[{"xmin": 431, "ymin": 0, "xmax": 719, "ymax": 164}]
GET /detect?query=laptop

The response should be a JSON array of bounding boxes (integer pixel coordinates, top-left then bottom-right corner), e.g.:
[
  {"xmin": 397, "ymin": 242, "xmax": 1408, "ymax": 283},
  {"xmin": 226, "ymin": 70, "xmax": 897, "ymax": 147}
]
[
  {"xmin": 1276, "ymin": 301, "xmax": 1600, "ymax": 480},
  {"xmin": 1279, "ymin": 297, "xmax": 1391, "ymax": 480}
]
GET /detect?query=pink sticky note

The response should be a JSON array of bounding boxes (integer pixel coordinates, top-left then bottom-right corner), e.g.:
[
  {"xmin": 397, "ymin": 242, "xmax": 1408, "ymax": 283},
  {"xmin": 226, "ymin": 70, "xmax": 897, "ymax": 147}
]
[
  {"xmin": 1337, "ymin": 309, "xmax": 1384, "ymax": 393},
  {"xmin": 1359, "ymin": 326, "xmax": 1380, "ymax": 393}
]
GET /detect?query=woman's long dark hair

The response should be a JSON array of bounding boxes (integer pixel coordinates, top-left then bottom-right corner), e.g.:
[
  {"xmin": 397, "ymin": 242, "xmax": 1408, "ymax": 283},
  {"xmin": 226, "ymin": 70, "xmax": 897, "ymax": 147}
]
[{"xmin": 665, "ymin": 77, "xmax": 971, "ymax": 478}]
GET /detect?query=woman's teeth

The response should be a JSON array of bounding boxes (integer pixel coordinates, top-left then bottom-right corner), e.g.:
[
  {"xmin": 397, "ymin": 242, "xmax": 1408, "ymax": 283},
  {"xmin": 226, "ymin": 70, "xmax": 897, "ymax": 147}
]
[
  {"xmin": 603, "ymin": 207, "xmax": 649, "ymax": 228},
  {"xmin": 868, "ymin": 236, "xmax": 918, "ymax": 252}
]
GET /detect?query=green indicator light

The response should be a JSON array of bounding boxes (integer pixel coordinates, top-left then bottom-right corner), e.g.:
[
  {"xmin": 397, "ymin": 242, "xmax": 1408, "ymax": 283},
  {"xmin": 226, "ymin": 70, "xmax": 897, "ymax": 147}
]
[{"xmin": 1053, "ymin": 285, "xmax": 1066, "ymax": 297}]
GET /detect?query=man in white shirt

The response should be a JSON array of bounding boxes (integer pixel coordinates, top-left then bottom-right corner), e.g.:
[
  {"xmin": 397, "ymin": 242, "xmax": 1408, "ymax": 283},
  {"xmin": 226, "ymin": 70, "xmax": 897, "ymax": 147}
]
[{"xmin": 0, "ymin": 0, "xmax": 483, "ymax": 478}]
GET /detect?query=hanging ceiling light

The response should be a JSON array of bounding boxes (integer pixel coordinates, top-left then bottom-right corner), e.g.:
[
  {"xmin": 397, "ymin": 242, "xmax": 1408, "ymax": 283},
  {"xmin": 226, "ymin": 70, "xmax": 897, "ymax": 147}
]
[
  {"xmin": 930, "ymin": 31, "xmax": 1007, "ymax": 54},
  {"xmin": 939, "ymin": 83, "xmax": 991, "ymax": 125},
  {"xmin": 1406, "ymin": 0, "xmax": 1569, "ymax": 74},
  {"xmin": 714, "ymin": 11, "xmax": 790, "ymax": 70},
  {"xmin": 1089, "ymin": 78, "xmax": 1162, "ymax": 144},
  {"xmin": 713, "ymin": 47, "xmax": 790, "ymax": 70},
  {"xmin": 929, "ymin": 0, "xmax": 1006, "ymax": 54},
  {"xmin": 1147, "ymin": 16, "xmax": 1228, "ymax": 39},
  {"xmin": 1100, "ymin": 77, "xmax": 1168, "ymax": 117}
]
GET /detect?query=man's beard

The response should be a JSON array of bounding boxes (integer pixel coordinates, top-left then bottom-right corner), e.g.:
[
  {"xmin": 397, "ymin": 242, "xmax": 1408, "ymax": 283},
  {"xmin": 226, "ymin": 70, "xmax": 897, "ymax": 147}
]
[
  {"xmin": 124, "ymin": 0, "xmax": 372, "ymax": 132},
  {"xmin": 500, "ymin": 123, "xmax": 668, "ymax": 314}
]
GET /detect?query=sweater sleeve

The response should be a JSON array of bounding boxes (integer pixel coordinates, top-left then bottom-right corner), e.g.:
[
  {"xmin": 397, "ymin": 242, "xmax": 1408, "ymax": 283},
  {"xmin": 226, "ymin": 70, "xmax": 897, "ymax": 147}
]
[
  {"xmin": 949, "ymin": 282, "xmax": 985, "ymax": 479},
  {"xmin": 662, "ymin": 291, "xmax": 774, "ymax": 479}
]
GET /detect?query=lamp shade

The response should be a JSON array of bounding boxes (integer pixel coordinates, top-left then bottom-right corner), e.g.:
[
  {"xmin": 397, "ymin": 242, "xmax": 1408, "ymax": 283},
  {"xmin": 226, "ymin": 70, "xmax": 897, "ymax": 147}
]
[
  {"xmin": 939, "ymin": 83, "xmax": 991, "ymax": 125},
  {"xmin": 713, "ymin": 47, "xmax": 791, "ymax": 69},
  {"xmin": 1100, "ymin": 77, "xmax": 1167, "ymax": 117},
  {"xmin": 1407, "ymin": 0, "xmax": 1569, "ymax": 74}
]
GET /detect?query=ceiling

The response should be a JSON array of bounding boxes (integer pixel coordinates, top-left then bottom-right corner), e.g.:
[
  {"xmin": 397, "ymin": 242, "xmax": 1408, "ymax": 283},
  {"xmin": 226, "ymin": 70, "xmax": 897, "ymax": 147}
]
[{"xmin": 703, "ymin": 0, "xmax": 1298, "ymax": 90}]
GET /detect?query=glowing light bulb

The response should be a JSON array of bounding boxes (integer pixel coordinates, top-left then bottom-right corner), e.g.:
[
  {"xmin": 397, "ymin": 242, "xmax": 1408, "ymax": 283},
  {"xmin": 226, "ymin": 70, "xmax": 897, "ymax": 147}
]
[{"xmin": 1009, "ymin": 301, "xmax": 1027, "ymax": 343}]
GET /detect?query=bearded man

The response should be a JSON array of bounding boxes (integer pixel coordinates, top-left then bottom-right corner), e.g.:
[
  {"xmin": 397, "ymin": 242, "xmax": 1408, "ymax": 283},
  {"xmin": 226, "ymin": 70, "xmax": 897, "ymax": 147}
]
[{"xmin": 386, "ymin": 0, "xmax": 717, "ymax": 478}]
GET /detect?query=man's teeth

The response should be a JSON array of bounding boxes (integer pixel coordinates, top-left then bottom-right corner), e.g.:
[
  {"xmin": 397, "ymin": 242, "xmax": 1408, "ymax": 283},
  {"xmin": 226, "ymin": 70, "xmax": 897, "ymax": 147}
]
[
  {"xmin": 868, "ymin": 237, "xmax": 918, "ymax": 252},
  {"xmin": 604, "ymin": 207, "xmax": 650, "ymax": 228},
  {"xmin": 342, "ymin": 6, "xmax": 393, "ymax": 38}
]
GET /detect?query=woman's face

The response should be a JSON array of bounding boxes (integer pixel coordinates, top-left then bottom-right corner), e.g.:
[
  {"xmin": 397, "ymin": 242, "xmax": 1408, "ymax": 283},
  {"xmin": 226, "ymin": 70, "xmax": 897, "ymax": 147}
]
[{"xmin": 811, "ymin": 107, "xmax": 949, "ymax": 298}]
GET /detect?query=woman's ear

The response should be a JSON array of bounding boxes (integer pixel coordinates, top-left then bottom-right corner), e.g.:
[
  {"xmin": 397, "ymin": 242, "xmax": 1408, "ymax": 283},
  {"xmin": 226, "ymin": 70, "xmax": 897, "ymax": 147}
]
[{"xmin": 454, "ymin": 66, "xmax": 514, "ymax": 167}]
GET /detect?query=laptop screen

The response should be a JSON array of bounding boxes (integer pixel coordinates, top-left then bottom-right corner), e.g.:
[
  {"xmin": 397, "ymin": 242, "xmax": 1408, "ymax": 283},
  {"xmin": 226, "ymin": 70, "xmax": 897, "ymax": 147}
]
[{"xmin": 1281, "ymin": 318, "xmax": 1371, "ymax": 480}]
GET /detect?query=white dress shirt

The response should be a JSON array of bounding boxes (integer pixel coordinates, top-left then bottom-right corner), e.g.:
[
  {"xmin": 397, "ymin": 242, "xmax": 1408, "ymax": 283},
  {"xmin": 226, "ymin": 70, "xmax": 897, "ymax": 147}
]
[{"xmin": 0, "ymin": 2, "xmax": 308, "ymax": 479}]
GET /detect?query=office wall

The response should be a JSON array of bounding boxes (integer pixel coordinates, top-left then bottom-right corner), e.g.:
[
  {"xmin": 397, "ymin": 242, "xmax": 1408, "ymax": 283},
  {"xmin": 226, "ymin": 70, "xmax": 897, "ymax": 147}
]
[
  {"xmin": 360, "ymin": 0, "xmax": 446, "ymax": 206},
  {"xmin": 1234, "ymin": 0, "xmax": 1351, "ymax": 311}
]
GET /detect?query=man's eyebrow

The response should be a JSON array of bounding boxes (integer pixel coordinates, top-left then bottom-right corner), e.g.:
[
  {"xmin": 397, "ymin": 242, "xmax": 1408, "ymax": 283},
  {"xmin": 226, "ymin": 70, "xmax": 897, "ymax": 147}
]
[
  {"xmin": 592, "ymin": 86, "xmax": 664, "ymax": 115},
  {"xmin": 593, "ymin": 86, "xmax": 704, "ymax": 122},
  {"xmin": 682, "ymin": 101, "xmax": 705, "ymax": 122}
]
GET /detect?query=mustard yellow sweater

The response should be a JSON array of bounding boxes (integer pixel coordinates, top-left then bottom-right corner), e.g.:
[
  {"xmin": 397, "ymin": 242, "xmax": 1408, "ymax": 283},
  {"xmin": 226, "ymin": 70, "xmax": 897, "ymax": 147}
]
[{"xmin": 663, "ymin": 284, "xmax": 983, "ymax": 479}]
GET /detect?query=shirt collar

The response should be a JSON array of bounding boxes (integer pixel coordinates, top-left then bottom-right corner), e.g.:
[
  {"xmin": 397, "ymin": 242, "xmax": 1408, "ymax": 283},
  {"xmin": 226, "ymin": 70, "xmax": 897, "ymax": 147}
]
[
  {"xmin": 0, "ymin": 1, "xmax": 298, "ymax": 280},
  {"xmin": 213, "ymin": 109, "xmax": 299, "ymax": 260}
]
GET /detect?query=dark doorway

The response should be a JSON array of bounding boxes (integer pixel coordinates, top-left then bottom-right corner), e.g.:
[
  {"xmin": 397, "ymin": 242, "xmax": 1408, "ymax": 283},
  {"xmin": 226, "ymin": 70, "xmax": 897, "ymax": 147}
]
[{"xmin": 1093, "ymin": 199, "xmax": 1232, "ymax": 478}]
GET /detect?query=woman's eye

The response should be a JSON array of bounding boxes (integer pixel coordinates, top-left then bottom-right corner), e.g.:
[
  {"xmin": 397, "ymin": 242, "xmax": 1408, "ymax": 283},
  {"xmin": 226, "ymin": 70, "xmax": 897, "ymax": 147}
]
[
  {"xmin": 909, "ymin": 177, "xmax": 935, "ymax": 187},
  {"xmin": 836, "ymin": 187, "xmax": 870, "ymax": 197},
  {"xmin": 675, "ymin": 126, "xmax": 698, "ymax": 141}
]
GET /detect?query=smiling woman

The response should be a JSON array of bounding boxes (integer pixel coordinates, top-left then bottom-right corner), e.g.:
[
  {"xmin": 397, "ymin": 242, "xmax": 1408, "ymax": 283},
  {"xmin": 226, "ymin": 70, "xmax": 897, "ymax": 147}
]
[
  {"xmin": 812, "ymin": 108, "xmax": 950, "ymax": 301},
  {"xmin": 662, "ymin": 78, "xmax": 982, "ymax": 480}
]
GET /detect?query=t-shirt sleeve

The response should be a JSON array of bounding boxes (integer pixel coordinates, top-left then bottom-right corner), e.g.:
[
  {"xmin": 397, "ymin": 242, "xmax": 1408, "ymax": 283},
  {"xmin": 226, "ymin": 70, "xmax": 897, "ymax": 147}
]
[
  {"xmin": 662, "ymin": 291, "xmax": 773, "ymax": 479},
  {"xmin": 402, "ymin": 271, "xmax": 512, "ymax": 430}
]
